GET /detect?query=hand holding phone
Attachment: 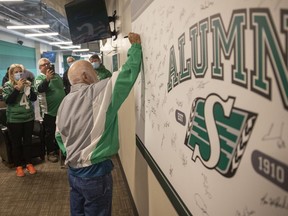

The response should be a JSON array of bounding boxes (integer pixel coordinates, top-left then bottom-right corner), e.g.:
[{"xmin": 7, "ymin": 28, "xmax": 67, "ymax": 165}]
[
  {"xmin": 46, "ymin": 64, "xmax": 55, "ymax": 81},
  {"xmin": 49, "ymin": 64, "xmax": 55, "ymax": 74}
]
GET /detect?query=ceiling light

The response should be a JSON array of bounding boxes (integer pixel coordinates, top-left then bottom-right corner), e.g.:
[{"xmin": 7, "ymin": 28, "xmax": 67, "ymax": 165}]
[
  {"xmin": 72, "ymin": 49, "xmax": 89, "ymax": 52},
  {"xmin": 60, "ymin": 45, "xmax": 81, "ymax": 49},
  {"xmin": 49, "ymin": 41, "xmax": 73, "ymax": 45},
  {"xmin": 7, "ymin": 25, "xmax": 50, "ymax": 29},
  {"xmin": 0, "ymin": 0, "xmax": 24, "ymax": 2},
  {"xmin": 25, "ymin": 32, "xmax": 59, "ymax": 37}
]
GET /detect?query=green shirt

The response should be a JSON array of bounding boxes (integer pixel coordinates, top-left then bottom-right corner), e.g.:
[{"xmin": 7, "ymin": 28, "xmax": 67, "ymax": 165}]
[
  {"xmin": 2, "ymin": 81, "xmax": 35, "ymax": 123},
  {"xmin": 95, "ymin": 64, "xmax": 112, "ymax": 80},
  {"xmin": 34, "ymin": 73, "xmax": 66, "ymax": 117}
]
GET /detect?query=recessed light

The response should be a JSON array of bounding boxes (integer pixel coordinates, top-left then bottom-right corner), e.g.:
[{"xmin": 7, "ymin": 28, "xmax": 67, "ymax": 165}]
[
  {"xmin": 49, "ymin": 41, "xmax": 73, "ymax": 45},
  {"xmin": 7, "ymin": 25, "xmax": 50, "ymax": 29},
  {"xmin": 25, "ymin": 32, "xmax": 59, "ymax": 37}
]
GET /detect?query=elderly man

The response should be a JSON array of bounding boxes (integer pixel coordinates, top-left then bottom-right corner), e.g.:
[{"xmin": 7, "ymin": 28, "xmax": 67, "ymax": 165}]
[
  {"xmin": 56, "ymin": 32, "xmax": 142, "ymax": 216},
  {"xmin": 35, "ymin": 58, "xmax": 65, "ymax": 162}
]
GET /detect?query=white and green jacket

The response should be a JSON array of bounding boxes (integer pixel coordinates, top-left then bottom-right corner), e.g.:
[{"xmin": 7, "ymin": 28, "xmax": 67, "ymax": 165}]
[{"xmin": 55, "ymin": 43, "xmax": 142, "ymax": 168}]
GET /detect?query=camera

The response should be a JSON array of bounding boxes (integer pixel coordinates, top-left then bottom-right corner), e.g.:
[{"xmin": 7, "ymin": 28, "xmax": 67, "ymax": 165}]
[
  {"xmin": 49, "ymin": 64, "xmax": 55, "ymax": 74},
  {"xmin": 17, "ymin": 40, "xmax": 23, "ymax": 46}
]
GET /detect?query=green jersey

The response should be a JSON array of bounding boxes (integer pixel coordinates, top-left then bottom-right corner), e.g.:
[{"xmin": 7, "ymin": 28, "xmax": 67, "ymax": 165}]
[
  {"xmin": 34, "ymin": 73, "xmax": 65, "ymax": 117},
  {"xmin": 2, "ymin": 81, "xmax": 35, "ymax": 123},
  {"xmin": 95, "ymin": 64, "xmax": 112, "ymax": 80}
]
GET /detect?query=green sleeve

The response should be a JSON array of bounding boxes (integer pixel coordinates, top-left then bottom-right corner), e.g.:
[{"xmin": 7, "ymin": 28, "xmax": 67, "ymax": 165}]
[
  {"xmin": 2, "ymin": 82, "xmax": 13, "ymax": 101},
  {"xmin": 110, "ymin": 43, "xmax": 142, "ymax": 113},
  {"xmin": 34, "ymin": 74, "xmax": 45, "ymax": 92},
  {"xmin": 55, "ymin": 131, "xmax": 66, "ymax": 156}
]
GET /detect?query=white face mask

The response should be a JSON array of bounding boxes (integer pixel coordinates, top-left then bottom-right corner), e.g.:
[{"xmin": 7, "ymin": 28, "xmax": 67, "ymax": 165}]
[
  {"xmin": 92, "ymin": 62, "xmax": 100, "ymax": 69},
  {"xmin": 14, "ymin": 72, "xmax": 23, "ymax": 81}
]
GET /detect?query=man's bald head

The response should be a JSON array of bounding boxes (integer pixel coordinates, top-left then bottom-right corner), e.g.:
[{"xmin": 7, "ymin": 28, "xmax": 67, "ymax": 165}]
[{"xmin": 68, "ymin": 60, "xmax": 98, "ymax": 85}]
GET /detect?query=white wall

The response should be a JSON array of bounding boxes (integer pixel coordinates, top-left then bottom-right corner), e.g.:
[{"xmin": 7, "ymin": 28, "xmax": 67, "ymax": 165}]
[
  {"xmin": 105, "ymin": 0, "xmax": 178, "ymax": 215},
  {"xmin": 106, "ymin": 0, "xmax": 288, "ymax": 215},
  {"xmin": 0, "ymin": 30, "xmax": 64, "ymax": 76},
  {"xmin": 0, "ymin": 30, "xmax": 35, "ymax": 48},
  {"xmin": 131, "ymin": 0, "xmax": 288, "ymax": 215}
]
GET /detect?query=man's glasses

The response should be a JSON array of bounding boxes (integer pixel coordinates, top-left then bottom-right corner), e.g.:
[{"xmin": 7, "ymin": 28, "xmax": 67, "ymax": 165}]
[{"xmin": 40, "ymin": 63, "xmax": 50, "ymax": 67}]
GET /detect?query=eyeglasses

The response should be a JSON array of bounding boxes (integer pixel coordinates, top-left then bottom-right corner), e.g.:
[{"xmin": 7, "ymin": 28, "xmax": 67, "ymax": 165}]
[{"xmin": 40, "ymin": 63, "xmax": 50, "ymax": 67}]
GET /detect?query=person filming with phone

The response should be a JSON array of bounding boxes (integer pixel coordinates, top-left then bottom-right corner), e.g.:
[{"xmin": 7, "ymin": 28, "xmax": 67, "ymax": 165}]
[
  {"xmin": 2, "ymin": 64, "xmax": 38, "ymax": 176},
  {"xmin": 35, "ymin": 58, "xmax": 65, "ymax": 163}
]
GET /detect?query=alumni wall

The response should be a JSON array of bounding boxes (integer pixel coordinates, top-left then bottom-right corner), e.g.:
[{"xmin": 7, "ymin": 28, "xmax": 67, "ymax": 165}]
[{"xmin": 132, "ymin": 0, "xmax": 288, "ymax": 215}]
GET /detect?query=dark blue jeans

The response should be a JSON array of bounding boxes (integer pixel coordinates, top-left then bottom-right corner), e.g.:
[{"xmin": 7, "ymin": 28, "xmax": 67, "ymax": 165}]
[{"xmin": 68, "ymin": 172, "xmax": 113, "ymax": 216}]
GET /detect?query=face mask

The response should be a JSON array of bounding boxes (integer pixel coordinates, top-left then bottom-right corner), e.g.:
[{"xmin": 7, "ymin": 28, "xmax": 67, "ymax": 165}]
[
  {"xmin": 14, "ymin": 72, "xmax": 23, "ymax": 81},
  {"xmin": 68, "ymin": 62, "xmax": 73, "ymax": 67},
  {"xmin": 92, "ymin": 62, "xmax": 100, "ymax": 69}
]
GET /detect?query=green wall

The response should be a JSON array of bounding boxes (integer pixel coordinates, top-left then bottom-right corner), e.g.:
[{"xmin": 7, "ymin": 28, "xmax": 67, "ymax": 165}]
[{"xmin": 0, "ymin": 40, "xmax": 36, "ymax": 86}]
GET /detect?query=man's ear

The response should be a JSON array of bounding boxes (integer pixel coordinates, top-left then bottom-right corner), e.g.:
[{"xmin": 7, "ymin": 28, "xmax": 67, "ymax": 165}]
[
  {"xmin": 82, "ymin": 72, "xmax": 92, "ymax": 85},
  {"xmin": 82, "ymin": 72, "xmax": 88, "ymax": 83}
]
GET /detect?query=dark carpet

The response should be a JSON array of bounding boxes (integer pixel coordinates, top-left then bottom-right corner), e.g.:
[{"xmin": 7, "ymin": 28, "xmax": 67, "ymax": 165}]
[{"xmin": 0, "ymin": 155, "xmax": 137, "ymax": 216}]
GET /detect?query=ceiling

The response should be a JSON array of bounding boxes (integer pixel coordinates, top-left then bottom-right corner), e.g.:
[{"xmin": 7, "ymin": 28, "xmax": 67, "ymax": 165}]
[{"xmin": 0, "ymin": 0, "xmax": 101, "ymax": 53}]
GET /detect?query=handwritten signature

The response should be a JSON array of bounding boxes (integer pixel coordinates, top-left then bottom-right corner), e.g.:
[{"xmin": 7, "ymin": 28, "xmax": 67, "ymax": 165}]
[
  {"xmin": 202, "ymin": 173, "xmax": 212, "ymax": 199},
  {"xmin": 200, "ymin": 0, "xmax": 214, "ymax": 10},
  {"xmin": 261, "ymin": 193, "xmax": 288, "ymax": 210},
  {"xmin": 194, "ymin": 193, "xmax": 209, "ymax": 216},
  {"xmin": 235, "ymin": 206, "xmax": 255, "ymax": 216},
  {"xmin": 262, "ymin": 122, "xmax": 285, "ymax": 148}
]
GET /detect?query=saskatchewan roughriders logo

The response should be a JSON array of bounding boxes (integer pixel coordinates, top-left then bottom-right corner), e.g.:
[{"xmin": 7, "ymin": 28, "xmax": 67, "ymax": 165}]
[{"xmin": 184, "ymin": 94, "xmax": 257, "ymax": 177}]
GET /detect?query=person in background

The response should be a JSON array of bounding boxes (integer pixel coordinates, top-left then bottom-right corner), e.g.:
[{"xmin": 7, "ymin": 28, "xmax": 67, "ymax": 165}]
[
  {"xmin": 55, "ymin": 32, "xmax": 142, "ymax": 216},
  {"xmin": 2, "ymin": 67, "xmax": 10, "ymax": 86},
  {"xmin": 89, "ymin": 53, "xmax": 112, "ymax": 80},
  {"xmin": 2, "ymin": 64, "xmax": 37, "ymax": 177},
  {"xmin": 20, "ymin": 64, "xmax": 35, "ymax": 83},
  {"xmin": 62, "ymin": 56, "xmax": 75, "ymax": 94},
  {"xmin": 35, "ymin": 58, "xmax": 65, "ymax": 163}
]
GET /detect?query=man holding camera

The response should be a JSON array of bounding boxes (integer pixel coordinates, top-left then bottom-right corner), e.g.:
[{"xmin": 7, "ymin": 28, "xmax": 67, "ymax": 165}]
[{"xmin": 35, "ymin": 58, "xmax": 66, "ymax": 162}]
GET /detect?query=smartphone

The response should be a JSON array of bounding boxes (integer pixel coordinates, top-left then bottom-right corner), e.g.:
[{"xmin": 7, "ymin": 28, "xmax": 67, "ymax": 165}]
[{"xmin": 49, "ymin": 64, "xmax": 55, "ymax": 74}]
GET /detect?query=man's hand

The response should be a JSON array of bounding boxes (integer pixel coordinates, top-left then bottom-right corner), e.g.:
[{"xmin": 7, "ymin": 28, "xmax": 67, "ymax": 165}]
[
  {"xmin": 128, "ymin": 32, "xmax": 141, "ymax": 44},
  {"xmin": 46, "ymin": 69, "xmax": 54, "ymax": 81}
]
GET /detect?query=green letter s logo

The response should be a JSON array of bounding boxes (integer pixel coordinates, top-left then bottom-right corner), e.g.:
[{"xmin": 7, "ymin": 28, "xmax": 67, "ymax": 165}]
[{"xmin": 192, "ymin": 94, "xmax": 234, "ymax": 168}]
